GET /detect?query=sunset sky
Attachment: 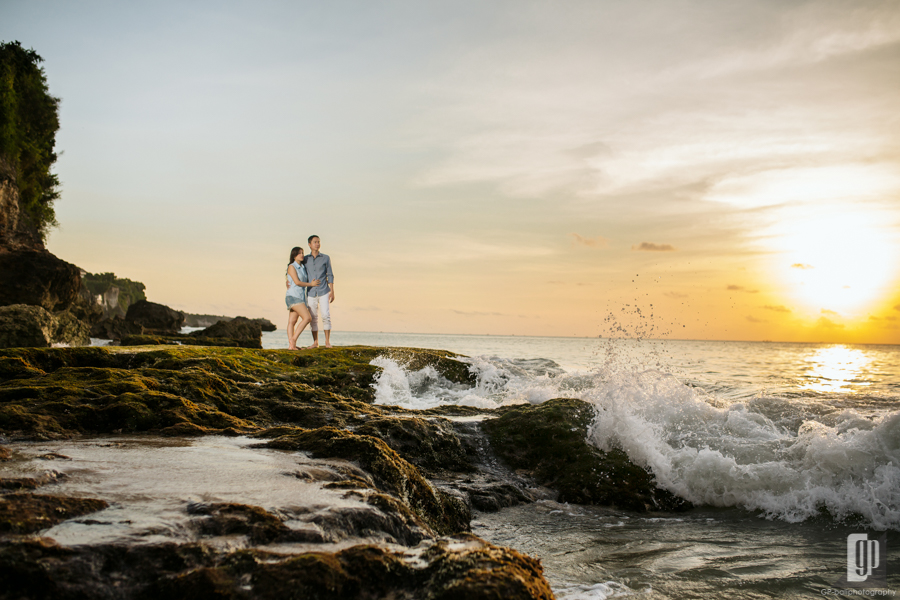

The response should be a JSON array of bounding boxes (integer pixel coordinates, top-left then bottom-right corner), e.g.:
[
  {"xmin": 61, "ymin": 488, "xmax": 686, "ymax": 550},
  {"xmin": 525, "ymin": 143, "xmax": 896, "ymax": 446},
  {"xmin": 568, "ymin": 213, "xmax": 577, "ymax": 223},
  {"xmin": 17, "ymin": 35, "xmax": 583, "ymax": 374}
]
[{"xmin": 4, "ymin": 1, "xmax": 900, "ymax": 343}]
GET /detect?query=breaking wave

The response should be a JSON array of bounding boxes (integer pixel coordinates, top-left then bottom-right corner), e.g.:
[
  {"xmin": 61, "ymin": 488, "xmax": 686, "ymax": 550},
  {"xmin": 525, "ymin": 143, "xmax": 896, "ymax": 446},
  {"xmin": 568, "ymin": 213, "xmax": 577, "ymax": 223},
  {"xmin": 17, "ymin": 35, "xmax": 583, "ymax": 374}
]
[{"xmin": 371, "ymin": 354, "xmax": 900, "ymax": 530}]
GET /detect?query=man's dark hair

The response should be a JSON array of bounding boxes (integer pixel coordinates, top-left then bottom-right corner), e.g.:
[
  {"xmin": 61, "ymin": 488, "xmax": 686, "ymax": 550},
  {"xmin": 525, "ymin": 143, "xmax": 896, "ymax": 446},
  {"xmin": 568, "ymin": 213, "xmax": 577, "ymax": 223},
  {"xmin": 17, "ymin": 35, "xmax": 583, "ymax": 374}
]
[{"xmin": 308, "ymin": 235, "xmax": 319, "ymax": 244}]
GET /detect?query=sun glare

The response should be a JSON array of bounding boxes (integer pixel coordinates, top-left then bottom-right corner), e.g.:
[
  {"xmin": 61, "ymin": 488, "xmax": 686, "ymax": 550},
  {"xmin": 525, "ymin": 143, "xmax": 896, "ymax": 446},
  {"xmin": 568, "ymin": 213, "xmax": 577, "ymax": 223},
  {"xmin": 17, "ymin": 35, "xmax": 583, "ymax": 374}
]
[{"xmin": 767, "ymin": 207, "xmax": 898, "ymax": 317}]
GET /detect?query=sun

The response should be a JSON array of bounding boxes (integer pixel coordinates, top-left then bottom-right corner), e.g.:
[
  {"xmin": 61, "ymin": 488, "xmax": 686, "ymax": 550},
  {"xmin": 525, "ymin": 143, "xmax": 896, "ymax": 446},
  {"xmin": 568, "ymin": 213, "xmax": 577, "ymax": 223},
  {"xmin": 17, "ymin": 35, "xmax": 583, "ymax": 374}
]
[{"xmin": 768, "ymin": 207, "xmax": 898, "ymax": 316}]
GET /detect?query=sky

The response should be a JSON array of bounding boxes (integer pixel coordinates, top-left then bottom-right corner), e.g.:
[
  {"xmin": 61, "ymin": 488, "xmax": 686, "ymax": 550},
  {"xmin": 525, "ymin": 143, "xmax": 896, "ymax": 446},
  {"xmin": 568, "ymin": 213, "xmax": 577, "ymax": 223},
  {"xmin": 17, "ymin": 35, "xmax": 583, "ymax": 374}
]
[{"xmin": 3, "ymin": 0, "xmax": 900, "ymax": 343}]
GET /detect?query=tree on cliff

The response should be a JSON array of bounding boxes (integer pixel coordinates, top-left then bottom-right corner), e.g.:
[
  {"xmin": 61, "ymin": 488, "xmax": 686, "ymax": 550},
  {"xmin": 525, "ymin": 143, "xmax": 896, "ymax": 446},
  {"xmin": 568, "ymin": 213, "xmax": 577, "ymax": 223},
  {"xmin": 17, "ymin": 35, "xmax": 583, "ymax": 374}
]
[{"xmin": 0, "ymin": 41, "xmax": 61, "ymax": 241}]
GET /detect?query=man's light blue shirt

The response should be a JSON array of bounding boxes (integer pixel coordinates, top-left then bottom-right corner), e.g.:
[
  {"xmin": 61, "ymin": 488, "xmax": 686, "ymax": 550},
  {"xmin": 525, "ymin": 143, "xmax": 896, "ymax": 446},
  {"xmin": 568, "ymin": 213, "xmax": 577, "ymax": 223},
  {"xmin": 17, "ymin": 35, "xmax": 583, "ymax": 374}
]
[{"xmin": 305, "ymin": 253, "xmax": 333, "ymax": 297}]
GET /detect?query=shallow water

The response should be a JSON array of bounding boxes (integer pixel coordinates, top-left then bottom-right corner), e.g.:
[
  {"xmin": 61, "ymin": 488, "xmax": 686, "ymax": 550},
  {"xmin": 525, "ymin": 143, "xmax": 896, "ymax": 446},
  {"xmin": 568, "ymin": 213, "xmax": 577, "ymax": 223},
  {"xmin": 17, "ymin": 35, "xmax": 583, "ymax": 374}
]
[
  {"xmin": 1, "ymin": 436, "xmax": 368, "ymax": 549},
  {"xmin": 473, "ymin": 501, "xmax": 898, "ymax": 599}
]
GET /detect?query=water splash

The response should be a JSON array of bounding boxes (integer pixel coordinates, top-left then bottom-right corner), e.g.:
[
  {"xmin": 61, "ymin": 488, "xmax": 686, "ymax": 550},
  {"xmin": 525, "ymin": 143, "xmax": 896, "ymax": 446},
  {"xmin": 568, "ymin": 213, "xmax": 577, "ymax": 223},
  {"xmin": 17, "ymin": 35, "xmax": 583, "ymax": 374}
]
[{"xmin": 369, "ymin": 351, "xmax": 900, "ymax": 530}]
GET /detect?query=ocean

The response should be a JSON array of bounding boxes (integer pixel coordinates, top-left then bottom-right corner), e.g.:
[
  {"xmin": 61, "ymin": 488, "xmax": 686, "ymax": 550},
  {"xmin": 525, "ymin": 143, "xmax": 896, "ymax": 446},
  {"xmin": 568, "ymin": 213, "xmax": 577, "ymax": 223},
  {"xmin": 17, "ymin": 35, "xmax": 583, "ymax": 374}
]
[{"xmin": 265, "ymin": 330, "xmax": 900, "ymax": 597}]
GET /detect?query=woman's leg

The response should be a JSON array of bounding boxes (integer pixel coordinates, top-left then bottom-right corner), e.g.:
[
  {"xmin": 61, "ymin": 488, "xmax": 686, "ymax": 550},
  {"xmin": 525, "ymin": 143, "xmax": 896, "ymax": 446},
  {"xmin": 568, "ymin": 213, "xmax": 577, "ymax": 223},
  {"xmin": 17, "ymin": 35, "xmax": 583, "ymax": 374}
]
[
  {"xmin": 287, "ymin": 309, "xmax": 300, "ymax": 350},
  {"xmin": 291, "ymin": 304, "xmax": 312, "ymax": 349}
]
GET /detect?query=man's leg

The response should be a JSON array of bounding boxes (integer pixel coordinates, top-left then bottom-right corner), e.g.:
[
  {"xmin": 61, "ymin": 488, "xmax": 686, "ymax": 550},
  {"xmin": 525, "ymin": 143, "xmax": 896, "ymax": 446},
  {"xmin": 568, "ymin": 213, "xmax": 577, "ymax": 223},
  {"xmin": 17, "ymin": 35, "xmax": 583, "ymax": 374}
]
[
  {"xmin": 306, "ymin": 295, "xmax": 320, "ymax": 348},
  {"xmin": 318, "ymin": 296, "xmax": 332, "ymax": 348}
]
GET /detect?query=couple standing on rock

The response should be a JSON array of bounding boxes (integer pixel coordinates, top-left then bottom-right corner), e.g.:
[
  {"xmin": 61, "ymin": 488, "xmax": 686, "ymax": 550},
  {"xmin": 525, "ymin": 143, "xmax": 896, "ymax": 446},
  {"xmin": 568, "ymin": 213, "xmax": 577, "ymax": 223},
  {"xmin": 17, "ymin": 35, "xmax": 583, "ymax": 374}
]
[{"xmin": 285, "ymin": 235, "xmax": 334, "ymax": 350}]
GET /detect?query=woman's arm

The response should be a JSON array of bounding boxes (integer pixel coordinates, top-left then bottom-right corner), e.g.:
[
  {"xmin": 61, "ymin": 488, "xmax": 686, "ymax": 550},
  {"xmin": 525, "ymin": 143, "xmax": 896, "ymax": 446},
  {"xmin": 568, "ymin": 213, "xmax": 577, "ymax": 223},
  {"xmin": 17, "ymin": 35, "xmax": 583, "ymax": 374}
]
[{"xmin": 289, "ymin": 266, "xmax": 320, "ymax": 287}]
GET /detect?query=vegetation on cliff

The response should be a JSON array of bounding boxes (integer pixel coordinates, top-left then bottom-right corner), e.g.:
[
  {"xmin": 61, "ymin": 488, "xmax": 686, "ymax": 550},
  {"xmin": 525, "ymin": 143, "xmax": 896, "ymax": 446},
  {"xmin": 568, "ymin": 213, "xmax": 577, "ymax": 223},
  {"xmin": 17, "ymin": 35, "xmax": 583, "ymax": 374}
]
[
  {"xmin": 0, "ymin": 41, "xmax": 60, "ymax": 241},
  {"xmin": 81, "ymin": 272, "xmax": 146, "ymax": 315}
]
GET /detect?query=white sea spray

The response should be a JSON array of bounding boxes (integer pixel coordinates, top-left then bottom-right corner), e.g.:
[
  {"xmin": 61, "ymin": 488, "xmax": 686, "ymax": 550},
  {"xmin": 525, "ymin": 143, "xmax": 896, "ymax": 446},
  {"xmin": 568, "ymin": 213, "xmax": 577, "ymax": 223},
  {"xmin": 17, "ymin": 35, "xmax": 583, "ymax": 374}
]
[{"xmin": 369, "ymin": 352, "xmax": 900, "ymax": 530}]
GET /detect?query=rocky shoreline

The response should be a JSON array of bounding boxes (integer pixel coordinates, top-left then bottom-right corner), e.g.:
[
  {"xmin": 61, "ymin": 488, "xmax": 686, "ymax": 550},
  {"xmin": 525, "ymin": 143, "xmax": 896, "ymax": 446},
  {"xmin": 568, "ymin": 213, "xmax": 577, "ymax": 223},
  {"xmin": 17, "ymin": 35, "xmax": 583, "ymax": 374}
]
[{"xmin": 0, "ymin": 345, "xmax": 689, "ymax": 599}]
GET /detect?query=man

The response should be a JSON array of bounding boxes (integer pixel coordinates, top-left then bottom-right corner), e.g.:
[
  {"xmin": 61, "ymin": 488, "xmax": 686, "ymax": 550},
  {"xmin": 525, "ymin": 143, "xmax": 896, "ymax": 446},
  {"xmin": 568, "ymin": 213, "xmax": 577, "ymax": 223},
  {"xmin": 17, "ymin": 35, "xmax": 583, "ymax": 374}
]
[{"xmin": 304, "ymin": 235, "xmax": 334, "ymax": 348}]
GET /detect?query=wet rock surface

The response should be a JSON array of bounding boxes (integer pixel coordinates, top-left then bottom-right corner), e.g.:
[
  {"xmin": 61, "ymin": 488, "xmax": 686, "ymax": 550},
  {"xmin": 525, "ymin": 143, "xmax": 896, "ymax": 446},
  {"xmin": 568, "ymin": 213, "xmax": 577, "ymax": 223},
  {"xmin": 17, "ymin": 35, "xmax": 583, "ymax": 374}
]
[
  {"xmin": 0, "ymin": 534, "xmax": 554, "ymax": 600},
  {"xmin": 0, "ymin": 304, "xmax": 91, "ymax": 349},
  {"xmin": 0, "ymin": 493, "xmax": 108, "ymax": 534},
  {"xmin": 190, "ymin": 316, "xmax": 263, "ymax": 348},
  {"xmin": 90, "ymin": 316, "xmax": 143, "ymax": 341},
  {"xmin": 124, "ymin": 300, "xmax": 185, "ymax": 334},
  {"xmin": 0, "ymin": 304, "xmax": 56, "ymax": 348},
  {"xmin": 0, "ymin": 250, "xmax": 81, "ymax": 312},
  {"xmin": 483, "ymin": 398, "xmax": 692, "ymax": 512},
  {"xmin": 0, "ymin": 344, "xmax": 693, "ymax": 598}
]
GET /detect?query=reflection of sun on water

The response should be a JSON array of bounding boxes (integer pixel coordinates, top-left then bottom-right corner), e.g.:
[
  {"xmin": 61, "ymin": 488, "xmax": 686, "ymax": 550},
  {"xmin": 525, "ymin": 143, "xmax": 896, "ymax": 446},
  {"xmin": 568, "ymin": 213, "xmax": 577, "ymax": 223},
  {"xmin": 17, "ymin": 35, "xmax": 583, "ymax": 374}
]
[{"xmin": 801, "ymin": 346, "xmax": 872, "ymax": 393}]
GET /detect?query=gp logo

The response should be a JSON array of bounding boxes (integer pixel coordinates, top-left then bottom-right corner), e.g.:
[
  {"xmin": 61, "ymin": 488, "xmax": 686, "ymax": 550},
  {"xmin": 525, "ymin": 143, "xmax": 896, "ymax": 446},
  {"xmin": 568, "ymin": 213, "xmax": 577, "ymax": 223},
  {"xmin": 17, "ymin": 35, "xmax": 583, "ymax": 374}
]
[{"xmin": 836, "ymin": 533, "xmax": 888, "ymax": 588}]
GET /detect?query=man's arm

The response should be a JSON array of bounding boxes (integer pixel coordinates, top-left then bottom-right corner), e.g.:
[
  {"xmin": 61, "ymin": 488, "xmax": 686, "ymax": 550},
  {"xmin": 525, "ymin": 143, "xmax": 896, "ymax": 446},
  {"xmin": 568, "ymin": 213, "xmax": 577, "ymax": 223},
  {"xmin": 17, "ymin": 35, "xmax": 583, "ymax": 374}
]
[{"xmin": 326, "ymin": 256, "xmax": 335, "ymax": 302}]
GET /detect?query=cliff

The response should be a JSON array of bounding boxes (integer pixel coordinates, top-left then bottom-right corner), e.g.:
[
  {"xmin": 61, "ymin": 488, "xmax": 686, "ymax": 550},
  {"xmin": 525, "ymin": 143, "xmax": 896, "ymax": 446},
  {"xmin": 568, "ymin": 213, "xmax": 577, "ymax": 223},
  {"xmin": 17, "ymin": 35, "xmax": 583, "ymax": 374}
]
[{"xmin": 0, "ymin": 157, "xmax": 43, "ymax": 252}]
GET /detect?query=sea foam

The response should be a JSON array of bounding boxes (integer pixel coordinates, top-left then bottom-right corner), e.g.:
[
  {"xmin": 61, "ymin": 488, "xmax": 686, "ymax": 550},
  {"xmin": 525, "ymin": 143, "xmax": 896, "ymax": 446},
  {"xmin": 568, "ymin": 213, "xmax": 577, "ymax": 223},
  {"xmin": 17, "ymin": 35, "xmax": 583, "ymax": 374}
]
[{"xmin": 371, "ymin": 355, "xmax": 900, "ymax": 530}]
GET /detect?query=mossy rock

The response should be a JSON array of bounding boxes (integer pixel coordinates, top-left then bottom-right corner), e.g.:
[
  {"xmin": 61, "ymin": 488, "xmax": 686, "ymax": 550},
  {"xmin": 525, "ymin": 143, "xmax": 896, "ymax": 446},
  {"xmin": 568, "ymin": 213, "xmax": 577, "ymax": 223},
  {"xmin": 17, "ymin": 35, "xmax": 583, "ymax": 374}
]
[
  {"xmin": 483, "ymin": 398, "xmax": 691, "ymax": 512},
  {"xmin": 266, "ymin": 427, "xmax": 470, "ymax": 536},
  {"xmin": 188, "ymin": 502, "xmax": 321, "ymax": 545},
  {"xmin": 355, "ymin": 416, "xmax": 477, "ymax": 475},
  {"xmin": 0, "ymin": 346, "xmax": 475, "ymax": 439},
  {"xmin": 0, "ymin": 493, "xmax": 108, "ymax": 534},
  {"xmin": 0, "ymin": 534, "xmax": 554, "ymax": 599},
  {"xmin": 120, "ymin": 334, "xmax": 253, "ymax": 348}
]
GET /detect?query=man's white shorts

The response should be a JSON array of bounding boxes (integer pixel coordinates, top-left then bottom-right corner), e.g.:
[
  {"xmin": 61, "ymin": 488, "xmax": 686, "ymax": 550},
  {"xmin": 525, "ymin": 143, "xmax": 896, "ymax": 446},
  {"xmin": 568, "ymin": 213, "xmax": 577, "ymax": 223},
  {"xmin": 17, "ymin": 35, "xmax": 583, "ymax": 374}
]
[{"xmin": 307, "ymin": 294, "xmax": 331, "ymax": 332}]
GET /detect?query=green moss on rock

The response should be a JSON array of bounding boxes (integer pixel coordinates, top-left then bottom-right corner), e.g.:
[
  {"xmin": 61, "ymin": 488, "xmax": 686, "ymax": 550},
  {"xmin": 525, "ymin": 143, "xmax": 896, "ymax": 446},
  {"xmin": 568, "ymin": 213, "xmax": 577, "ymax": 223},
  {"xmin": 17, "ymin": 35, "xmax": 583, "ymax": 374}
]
[
  {"xmin": 483, "ymin": 398, "xmax": 691, "ymax": 512},
  {"xmin": 0, "ymin": 345, "xmax": 475, "ymax": 440},
  {"xmin": 355, "ymin": 416, "xmax": 476, "ymax": 475},
  {"xmin": 266, "ymin": 427, "xmax": 470, "ymax": 536},
  {"xmin": 0, "ymin": 493, "xmax": 108, "ymax": 534},
  {"xmin": 0, "ymin": 534, "xmax": 555, "ymax": 600}
]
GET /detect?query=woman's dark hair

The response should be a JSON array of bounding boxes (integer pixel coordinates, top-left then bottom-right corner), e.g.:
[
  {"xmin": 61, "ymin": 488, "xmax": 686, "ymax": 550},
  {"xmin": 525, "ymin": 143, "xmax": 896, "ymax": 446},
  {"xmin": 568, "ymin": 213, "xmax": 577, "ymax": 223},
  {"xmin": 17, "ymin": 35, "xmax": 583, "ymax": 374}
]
[{"xmin": 288, "ymin": 247, "xmax": 302, "ymax": 265}]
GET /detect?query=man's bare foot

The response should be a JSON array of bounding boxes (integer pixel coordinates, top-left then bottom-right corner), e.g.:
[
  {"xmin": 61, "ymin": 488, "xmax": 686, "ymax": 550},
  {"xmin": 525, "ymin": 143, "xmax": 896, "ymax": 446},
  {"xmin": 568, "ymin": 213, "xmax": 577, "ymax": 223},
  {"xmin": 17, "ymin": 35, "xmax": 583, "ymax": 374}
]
[
  {"xmin": 305, "ymin": 343, "xmax": 318, "ymax": 349},
  {"xmin": 325, "ymin": 343, "xmax": 332, "ymax": 348}
]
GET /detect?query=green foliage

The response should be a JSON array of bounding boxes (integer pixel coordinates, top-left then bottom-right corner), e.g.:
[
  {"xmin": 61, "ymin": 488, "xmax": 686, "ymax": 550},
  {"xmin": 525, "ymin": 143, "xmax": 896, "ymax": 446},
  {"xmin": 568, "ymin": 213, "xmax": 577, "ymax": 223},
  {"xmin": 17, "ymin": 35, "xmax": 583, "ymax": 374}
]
[
  {"xmin": 81, "ymin": 272, "xmax": 147, "ymax": 311},
  {"xmin": 0, "ymin": 41, "xmax": 61, "ymax": 241}
]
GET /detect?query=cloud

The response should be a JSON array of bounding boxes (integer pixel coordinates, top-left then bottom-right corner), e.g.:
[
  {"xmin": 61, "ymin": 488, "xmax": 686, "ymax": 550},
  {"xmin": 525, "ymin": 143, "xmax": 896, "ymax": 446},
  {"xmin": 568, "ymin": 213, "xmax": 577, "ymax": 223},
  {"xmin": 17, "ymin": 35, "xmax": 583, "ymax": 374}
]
[
  {"xmin": 816, "ymin": 317, "xmax": 844, "ymax": 329},
  {"xmin": 746, "ymin": 315, "xmax": 766, "ymax": 323},
  {"xmin": 664, "ymin": 291, "xmax": 688, "ymax": 298},
  {"xmin": 632, "ymin": 242, "xmax": 676, "ymax": 252},
  {"xmin": 451, "ymin": 309, "xmax": 504, "ymax": 317},
  {"xmin": 569, "ymin": 233, "xmax": 609, "ymax": 248},
  {"xmin": 791, "ymin": 263, "xmax": 814, "ymax": 270},
  {"xmin": 887, "ymin": 316, "xmax": 897, "ymax": 322},
  {"xmin": 894, "ymin": 304, "xmax": 900, "ymax": 312},
  {"xmin": 352, "ymin": 306, "xmax": 405, "ymax": 314},
  {"xmin": 727, "ymin": 285, "xmax": 759, "ymax": 293},
  {"xmin": 869, "ymin": 315, "xmax": 881, "ymax": 321},
  {"xmin": 762, "ymin": 304, "xmax": 791, "ymax": 313},
  {"xmin": 821, "ymin": 308, "xmax": 840, "ymax": 316}
]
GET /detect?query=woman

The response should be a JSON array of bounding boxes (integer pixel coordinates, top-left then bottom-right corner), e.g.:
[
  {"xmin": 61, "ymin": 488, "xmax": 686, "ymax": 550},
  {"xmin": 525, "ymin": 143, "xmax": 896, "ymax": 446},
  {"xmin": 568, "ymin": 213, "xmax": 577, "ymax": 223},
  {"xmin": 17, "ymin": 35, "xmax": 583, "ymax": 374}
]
[{"xmin": 285, "ymin": 247, "xmax": 320, "ymax": 350}]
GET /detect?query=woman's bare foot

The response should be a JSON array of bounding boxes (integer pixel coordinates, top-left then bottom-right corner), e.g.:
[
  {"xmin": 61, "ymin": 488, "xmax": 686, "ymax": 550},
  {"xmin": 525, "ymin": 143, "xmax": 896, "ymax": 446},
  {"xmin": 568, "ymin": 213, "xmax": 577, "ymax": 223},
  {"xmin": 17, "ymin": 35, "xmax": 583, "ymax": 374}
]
[
  {"xmin": 324, "ymin": 343, "xmax": 333, "ymax": 348},
  {"xmin": 305, "ymin": 343, "xmax": 318, "ymax": 349}
]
